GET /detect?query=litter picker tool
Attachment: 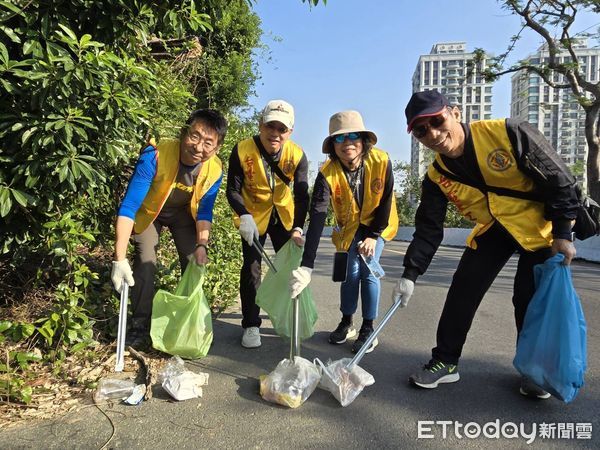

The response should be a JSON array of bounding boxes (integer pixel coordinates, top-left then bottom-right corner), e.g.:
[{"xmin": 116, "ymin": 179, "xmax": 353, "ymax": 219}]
[
  {"xmin": 253, "ymin": 237, "xmax": 277, "ymax": 273},
  {"xmin": 316, "ymin": 293, "xmax": 405, "ymax": 406},
  {"xmin": 259, "ymin": 294, "xmax": 320, "ymax": 408},
  {"xmin": 115, "ymin": 282, "xmax": 129, "ymax": 372},
  {"xmin": 259, "ymin": 285, "xmax": 320, "ymax": 408},
  {"xmin": 290, "ymin": 295, "xmax": 300, "ymax": 359}
]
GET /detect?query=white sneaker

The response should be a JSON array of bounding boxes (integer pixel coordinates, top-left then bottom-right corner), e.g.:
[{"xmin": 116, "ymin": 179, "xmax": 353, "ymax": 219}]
[{"xmin": 241, "ymin": 327, "xmax": 261, "ymax": 348}]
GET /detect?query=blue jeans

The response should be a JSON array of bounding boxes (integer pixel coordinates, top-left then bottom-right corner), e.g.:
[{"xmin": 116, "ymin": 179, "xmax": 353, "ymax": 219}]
[{"xmin": 339, "ymin": 234, "xmax": 385, "ymax": 321}]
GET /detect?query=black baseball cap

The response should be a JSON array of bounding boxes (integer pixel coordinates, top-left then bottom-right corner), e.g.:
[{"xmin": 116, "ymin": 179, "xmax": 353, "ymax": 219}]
[{"xmin": 405, "ymin": 90, "xmax": 450, "ymax": 133}]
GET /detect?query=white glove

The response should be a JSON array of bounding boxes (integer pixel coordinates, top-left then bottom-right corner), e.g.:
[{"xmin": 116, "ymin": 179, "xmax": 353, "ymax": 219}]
[
  {"xmin": 239, "ymin": 214, "xmax": 259, "ymax": 246},
  {"xmin": 290, "ymin": 266, "xmax": 312, "ymax": 298},
  {"xmin": 392, "ymin": 278, "xmax": 414, "ymax": 307},
  {"xmin": 111, "ymin": 259, "xmax": 135, "ymax": 293}
]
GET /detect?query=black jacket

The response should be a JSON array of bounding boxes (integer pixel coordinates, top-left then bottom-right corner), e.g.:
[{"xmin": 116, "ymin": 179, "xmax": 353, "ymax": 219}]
[{"xmin": 402, "ymin": 119, "xmax": 579, "ymax": 281}]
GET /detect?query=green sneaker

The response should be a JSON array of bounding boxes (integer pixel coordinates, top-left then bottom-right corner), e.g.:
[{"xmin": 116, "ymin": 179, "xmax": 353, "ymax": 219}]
[{"xmin": 409, "ymin": 359, "xmax": 460, "ymax": 389}]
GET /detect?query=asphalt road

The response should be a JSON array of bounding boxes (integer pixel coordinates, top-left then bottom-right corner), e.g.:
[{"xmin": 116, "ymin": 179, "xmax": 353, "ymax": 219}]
[{"xmin": 2, "ymin": 240, "xmax": 598, "ymax": 449}]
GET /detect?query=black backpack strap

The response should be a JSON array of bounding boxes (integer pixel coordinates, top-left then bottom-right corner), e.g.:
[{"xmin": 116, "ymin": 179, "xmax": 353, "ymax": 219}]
[
  {"xmin": 432, "ymin": 160, "xmax": 542, "ymax": 202},
  {"xmin": 253, "ymin": 136, "xmax": 291, "ymax": 186}
]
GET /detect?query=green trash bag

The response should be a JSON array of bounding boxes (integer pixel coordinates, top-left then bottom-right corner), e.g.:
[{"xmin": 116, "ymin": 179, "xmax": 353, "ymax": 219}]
[
  {"xmin": 256, "ymin": 240, "xmax": 318, "ymax": 340},
  {"xmin": 150, "ymin": 262, "xmax": 213, "ymax": 359}
]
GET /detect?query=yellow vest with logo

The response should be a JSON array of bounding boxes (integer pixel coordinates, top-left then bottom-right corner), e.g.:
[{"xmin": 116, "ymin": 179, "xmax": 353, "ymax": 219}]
[
  {"xmin": 426, "ymin": 119, "xmax": 552, "ymax": 251},
  {"xmin": 321, "ymin": 148, "xmax": 399, "ymax": 251},
  {"xmin": 234, "ymin": 138, "xmax": 304, "ymax": 235},
  {"xmin": 133, "ymin": 139, "xmax": 223, "ymax": 234}
]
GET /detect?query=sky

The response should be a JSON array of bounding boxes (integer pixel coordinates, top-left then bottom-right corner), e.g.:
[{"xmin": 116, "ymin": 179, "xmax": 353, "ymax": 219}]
[{"xmin": 248, "ymin": 0, "xmax": 599, "ymax": 166}]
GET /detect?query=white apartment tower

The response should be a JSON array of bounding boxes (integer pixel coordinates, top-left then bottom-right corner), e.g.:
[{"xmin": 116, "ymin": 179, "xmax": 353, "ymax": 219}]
[
  {"xmin": 510, "ymin": 39, "xmax": 599, "ymax": 185},
  {"xmin": 410, "ymin": 42, "xmax": 494, "ymax": 177}
]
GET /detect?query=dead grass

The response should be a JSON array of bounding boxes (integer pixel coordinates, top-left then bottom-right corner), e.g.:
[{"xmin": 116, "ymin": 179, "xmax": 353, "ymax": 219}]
[{"xmin": 0, "ymin": 342, "xmax": 171, "ymax": 430}]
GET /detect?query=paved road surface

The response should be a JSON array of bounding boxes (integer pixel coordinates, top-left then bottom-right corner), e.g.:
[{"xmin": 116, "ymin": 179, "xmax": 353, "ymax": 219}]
[{"xmin": 2, "ymin": 241, "xmax": 598, "ymax": 449}]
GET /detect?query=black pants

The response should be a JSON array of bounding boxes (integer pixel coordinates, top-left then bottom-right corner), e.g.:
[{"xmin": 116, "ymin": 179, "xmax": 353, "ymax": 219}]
[
  {"xmin": 240, "ymin": 217, "xmax": 290, "ymax": 328},
  {"xmin": 432, "ymin": 222, "xmax": 552, "ymax": 365}
]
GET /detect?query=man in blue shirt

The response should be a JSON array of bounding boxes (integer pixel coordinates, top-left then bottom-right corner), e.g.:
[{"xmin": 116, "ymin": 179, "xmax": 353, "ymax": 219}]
[{"xmin": 111, "ymin": 109, "xmax": 227, "ymax": 348}]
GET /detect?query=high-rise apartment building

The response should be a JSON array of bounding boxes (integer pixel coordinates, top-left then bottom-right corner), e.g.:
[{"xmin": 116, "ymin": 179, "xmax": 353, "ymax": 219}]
[
  {"xmin": 510, "ymin": 39, "xmax": 600, "ymax": 185},
  {"xmin": 410, "ymin": 42, "xmax": 494, "ymax": 178}
]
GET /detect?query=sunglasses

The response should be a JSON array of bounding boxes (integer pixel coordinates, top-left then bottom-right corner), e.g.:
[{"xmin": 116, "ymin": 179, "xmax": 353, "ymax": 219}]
[
  {"xmin": 411, "ymin": 110, "xmax": 450, "ymax": 139},
  {"xmin": 265, "ymin": 122, "xmax": 289, "ymax": 134},
  {"xmin": 333, "ymin": 132, "xmax": 361, "ymax": 144}
]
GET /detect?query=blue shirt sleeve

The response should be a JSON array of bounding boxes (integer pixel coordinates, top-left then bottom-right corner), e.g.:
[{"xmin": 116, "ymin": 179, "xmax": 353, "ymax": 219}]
[
  {"xmin": 196, "ymin": 173, "xmax": 223, "ymax": 222},
  {"xmin": 117, "ymin": 146, "xmax": 157, "ymax": 219}
]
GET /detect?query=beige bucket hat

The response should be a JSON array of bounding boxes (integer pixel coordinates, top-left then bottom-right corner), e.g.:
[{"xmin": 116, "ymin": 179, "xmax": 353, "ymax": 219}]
[{"xmin": 322, "ymin": 110, "xmax": 377, "ymax": 153}]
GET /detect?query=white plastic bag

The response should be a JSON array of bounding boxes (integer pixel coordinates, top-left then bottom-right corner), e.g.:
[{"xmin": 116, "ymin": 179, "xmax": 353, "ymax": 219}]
[
  {"xmin": 259, "ymin": 356, "xmax": 321, "ymax": 408},
  {"xmin": 315, "ymin": 358, "xmax": 375, "ymax": 407},
  {"xmin": 158, "ymin": 356, "xmax": 209, "ymax": 401},
  {"xmin": 162, "ymin": 371, "xmax": 209, "ymax": 401}
]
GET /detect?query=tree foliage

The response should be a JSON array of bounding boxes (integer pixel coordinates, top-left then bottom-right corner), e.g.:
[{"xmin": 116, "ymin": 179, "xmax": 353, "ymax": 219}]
[
  {"xmin": 473, "ymin": 0, "xmax": 600, "ymax": 201},
  {"xmin": 0, "ymin": 1, "xmax": 263, "ymax": 402}
]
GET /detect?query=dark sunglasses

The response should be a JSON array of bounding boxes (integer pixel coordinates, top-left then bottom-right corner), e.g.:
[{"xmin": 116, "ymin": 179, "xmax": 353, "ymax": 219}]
[
  {"xmin": 333, "ymin": 132, "xmax": 361, "ymax": 144},
  {"xmin": 265, "ymin": 122, "xmax": 289, "ymax": 134},
  {"xmin": 411, "ymin": 111, "xmax": 450, "ymax": 139}
]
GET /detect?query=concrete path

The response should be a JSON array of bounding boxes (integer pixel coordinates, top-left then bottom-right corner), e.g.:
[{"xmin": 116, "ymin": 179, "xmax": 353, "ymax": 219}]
[{"xmin": 2, "ymin": 241, "xmax": 598, "ymax": 449}]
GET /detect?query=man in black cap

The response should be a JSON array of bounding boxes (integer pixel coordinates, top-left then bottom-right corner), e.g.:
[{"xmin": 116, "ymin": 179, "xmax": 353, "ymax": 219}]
[{"xmin": 392, "ymin": 90, "xmax": 579, "ymax": 398}]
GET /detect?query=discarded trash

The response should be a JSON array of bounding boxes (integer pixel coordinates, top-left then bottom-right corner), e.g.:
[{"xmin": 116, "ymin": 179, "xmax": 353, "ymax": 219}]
[
  {"xmin": 260, "ymin": 356, "xmax": 320, "ymax": 408},
  {"xmin": 316, "ymin": 293, "xmax": 405, "ymax": 406},
  {"xmin": 94, "ymin": 378, "xmax": 136, "ymax": 403},
  {"xmin": 315, "ymin": 358, "xmax": 374, "ymax": 407},
  {"xmin": 162, "ymin": 371, "xmax": 209, "ymax": 401},
  {"xmin": 157, "ymin": 356, "xmax": 187, "ymax": 383},
  {"xmin": 259, "ymin": 293, "xmax": 320, "ymax": 408},
  {"xmin": 158, "ymin": 356, "xmax": 209, "ymax": 401},
  {"xmin": 359, "ymin": 251, "xmax": 385, "ymax": 279},
  {"xmin": 123, "ymin": 384, "xmax": 147, "ymax": 405}
]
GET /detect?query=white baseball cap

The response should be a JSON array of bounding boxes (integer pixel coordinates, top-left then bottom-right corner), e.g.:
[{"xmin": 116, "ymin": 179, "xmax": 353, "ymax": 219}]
[{"xmin": 261, "ymin": 99, "xmax": 294, "ymax": 130}]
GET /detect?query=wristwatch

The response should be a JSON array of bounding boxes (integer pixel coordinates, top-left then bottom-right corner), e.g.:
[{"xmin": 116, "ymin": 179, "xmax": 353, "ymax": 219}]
[
  {"xmin": 195, "ymin": 243, "xmax": 209, "ymax": 251},
  {"xmin": 555, "ymin": 232, "xmax": 576, "ymax": 242}
]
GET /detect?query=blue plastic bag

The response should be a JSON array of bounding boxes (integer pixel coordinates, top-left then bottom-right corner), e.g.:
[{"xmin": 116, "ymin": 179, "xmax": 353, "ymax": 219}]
[{"xmin": 513, "ymin": 253, "xmax": 587, "ymax": 403}]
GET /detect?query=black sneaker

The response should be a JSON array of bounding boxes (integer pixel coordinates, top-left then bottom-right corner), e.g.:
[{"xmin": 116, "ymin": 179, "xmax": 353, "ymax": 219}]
[
  {"xmin": 329, "ymin": 321, "xmax": 357, "ymax": 344},
  {"xmin": 409, "ymin": 359, "xmax": 460, "ymax": 389},
  {"xmin": 519, "ymin": 377, "xmax": 551, "ymax": 399},
  {"xmin": 351, "ymin": 327, "xmax": 378, "ymax": 354},
  {"xmin": 125, "ymin": 330, "xmax": 151, "ymax": 350}
]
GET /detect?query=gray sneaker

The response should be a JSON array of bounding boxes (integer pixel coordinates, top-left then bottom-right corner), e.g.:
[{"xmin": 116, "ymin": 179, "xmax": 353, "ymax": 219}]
[
  {"xmin": 409, "ymin": 359, "xmax": 460, "ymax": 389},
  {"xmin": 241, "ymin": 326, "xmax": 261, "ymax": 348},
  {"xmin": 520, "ymin": 377, "xmax": 551, "ymax": 399}
]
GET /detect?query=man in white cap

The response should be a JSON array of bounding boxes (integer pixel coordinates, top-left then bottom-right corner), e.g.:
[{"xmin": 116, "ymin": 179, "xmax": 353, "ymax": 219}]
[{"xmin": 226, "ymin": 99, "xmax": 309, "ymax": 348}]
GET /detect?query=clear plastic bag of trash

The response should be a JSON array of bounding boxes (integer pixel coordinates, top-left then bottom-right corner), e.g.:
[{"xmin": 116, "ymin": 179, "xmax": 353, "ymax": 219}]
[
  {"xmin": 315, "ymin": 358, "xmax": 375, "ymax": 407},
  {"xmin": 158, "ymin": 355, "xmax": 209, "ymax": 401},
  {"xmin": 93, "ymin": 378, "xmax": 136, "ymax": 403},
  {"xmin": 157, "ymin": 355, "xmax": 187, "ymax": 383},
  {"xmin": 259, "ymin": 356, "xmax": 321, "ymax": 408}
]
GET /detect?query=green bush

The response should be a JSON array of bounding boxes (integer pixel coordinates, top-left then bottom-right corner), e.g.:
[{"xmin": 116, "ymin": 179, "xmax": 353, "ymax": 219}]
[{"xmin": 0, "ymin": 0, "xmax": 263, "ymax": 380}]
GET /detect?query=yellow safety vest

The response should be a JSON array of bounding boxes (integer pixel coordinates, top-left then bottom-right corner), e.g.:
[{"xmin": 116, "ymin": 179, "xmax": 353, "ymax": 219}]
[
  {"xmin": 133, "ymin": 139, "xmax": 223, "ymax": 234},
  {"xmin": 233, "ymin": 137, "xmax": 304, "ymax": 235},
  {"xmin": 321, "ymin": 147, "xmax": 399, "ymax": 251},
  {"xmin": 427, "ymin": 119, "xmax": 552, "ymax": 251}
]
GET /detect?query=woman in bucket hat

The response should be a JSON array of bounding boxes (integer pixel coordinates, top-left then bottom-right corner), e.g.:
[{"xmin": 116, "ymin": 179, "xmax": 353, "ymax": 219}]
[{"xmin": 289, "ymin": 111, "xmax": 398, "ymax": 353}]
